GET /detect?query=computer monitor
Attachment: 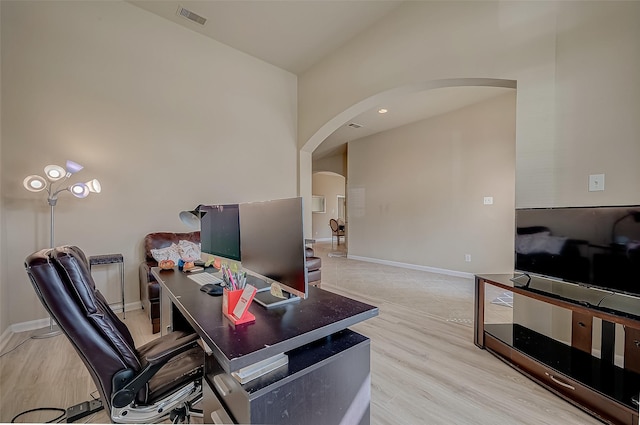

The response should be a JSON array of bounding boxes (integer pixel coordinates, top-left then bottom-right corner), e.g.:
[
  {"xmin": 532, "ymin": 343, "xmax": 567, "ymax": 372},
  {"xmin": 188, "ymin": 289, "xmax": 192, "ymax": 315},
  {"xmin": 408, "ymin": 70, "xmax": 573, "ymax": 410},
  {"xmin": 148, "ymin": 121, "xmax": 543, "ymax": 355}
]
[
  {"xmin": 200, "ymin": 204, "xmax": 241, "ymax": 262},
  {"xmin": 239, "ymin": 197, "xmax": 307, "ymax": 308}
]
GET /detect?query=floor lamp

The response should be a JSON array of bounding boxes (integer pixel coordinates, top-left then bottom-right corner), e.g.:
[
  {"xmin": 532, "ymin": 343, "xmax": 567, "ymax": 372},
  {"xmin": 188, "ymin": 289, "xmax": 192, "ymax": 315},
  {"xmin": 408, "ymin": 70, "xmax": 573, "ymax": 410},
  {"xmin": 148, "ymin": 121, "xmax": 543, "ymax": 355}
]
[{"xmin": 23, "ymin": 160, "xmax": 101, "ymax": 338}]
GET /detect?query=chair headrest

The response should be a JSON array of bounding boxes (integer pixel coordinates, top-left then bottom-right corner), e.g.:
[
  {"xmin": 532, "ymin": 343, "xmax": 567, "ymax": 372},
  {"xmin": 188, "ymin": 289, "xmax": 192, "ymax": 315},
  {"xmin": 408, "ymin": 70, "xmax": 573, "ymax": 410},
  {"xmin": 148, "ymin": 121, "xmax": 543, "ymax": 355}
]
[{"xmin": 52, "ymin": 246, "xmax": 98, "ymax": 315}]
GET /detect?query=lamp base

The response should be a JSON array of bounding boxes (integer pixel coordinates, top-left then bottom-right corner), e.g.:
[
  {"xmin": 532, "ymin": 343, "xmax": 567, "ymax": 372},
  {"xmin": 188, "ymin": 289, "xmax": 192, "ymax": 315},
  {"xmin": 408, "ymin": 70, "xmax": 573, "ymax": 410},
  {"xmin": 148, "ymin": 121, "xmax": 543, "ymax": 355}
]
[{"xmin": 31, "ymin": 323, "xmax": 62, "ymax": 339}]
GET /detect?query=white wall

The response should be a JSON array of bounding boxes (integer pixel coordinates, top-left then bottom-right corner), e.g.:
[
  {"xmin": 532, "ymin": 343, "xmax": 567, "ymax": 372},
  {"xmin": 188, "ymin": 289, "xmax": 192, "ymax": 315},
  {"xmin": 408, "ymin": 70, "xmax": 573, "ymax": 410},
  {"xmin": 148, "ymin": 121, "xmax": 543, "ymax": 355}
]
[
  {"xmin": 0, "ymin": 1, "xmax": 7, "ymax": 338},
  {"xmin": 311, "ymin": 172, "xmax": 345, "ymax": 240},
  {"xmin": 313, "ymin": 152, "xmax": 346, "ymax": 177},
  {"xmin": 348, "ymin": 93, "xmax": 516, "ymax": 274},
  {"xmin": 0, "ymin": 1, "xmax": 297, "ymax": 328},
  {"xmin": 300, "ymin": 1, "xmax": 640, "ymax": 209}
]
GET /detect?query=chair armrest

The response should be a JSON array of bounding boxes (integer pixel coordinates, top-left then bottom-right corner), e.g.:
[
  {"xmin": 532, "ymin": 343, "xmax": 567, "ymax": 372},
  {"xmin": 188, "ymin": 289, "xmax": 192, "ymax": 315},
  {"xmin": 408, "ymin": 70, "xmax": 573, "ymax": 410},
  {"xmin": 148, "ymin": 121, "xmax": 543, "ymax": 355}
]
[
  {"xmin": 111, "ymin": 332, "xmax": 201, "ymax": 408},
  {"xmin": 144, "ymin": 333, "xmax": 200, "ymax": 366}
]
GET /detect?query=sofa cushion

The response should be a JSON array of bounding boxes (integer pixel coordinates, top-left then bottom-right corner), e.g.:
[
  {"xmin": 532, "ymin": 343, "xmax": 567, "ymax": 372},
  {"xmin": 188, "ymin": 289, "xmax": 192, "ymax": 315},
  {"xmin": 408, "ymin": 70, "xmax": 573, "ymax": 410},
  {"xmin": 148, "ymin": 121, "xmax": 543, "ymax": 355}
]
[
  {"xmin": 308, "ymin": 269, "xmax": 321, "ymax": 283},
  {"xmin": 150, "ymin": 244, "xmax": 182, "ymax": 264},
  {"xmin": 306, "ymin": 256, "xmax": 321, "ymax": 271}
]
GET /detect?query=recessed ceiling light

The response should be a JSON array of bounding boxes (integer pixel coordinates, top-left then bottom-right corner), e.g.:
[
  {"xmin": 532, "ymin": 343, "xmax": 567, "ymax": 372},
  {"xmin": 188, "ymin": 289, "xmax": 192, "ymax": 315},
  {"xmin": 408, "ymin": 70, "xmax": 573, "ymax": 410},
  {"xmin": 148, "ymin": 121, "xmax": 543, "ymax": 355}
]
[{"xmin": 378, "ymin": 108, "xmax": 388, "ymax": 114}]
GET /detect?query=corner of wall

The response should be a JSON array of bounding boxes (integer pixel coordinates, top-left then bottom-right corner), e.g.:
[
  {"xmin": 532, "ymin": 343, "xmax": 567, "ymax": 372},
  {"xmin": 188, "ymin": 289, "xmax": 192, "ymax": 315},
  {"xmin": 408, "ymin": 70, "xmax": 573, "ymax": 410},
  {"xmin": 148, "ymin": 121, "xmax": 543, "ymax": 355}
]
[{"xmin": 0, "ymin": 0, "xmax": 8, "ymax": 337}]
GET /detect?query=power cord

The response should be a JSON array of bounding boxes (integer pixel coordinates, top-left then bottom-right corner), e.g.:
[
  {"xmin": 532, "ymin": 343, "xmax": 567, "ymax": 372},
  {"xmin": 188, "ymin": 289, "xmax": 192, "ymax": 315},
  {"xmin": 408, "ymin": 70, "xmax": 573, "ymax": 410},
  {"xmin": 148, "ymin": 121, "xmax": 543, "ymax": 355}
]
[
  {"xmin": 5, "ymin": 338, "xmax": 99, "ymax": 424},
  {"xmin": 10, "ymin": 407, "xmax": 66, "ymax": 423},
  {"xmin": 596, "ymin": 291, "xmax": 616, "ymax": 307},
  {"xmin": 0, "ymin": 331, "xmax": 61, "ymax": 358}
]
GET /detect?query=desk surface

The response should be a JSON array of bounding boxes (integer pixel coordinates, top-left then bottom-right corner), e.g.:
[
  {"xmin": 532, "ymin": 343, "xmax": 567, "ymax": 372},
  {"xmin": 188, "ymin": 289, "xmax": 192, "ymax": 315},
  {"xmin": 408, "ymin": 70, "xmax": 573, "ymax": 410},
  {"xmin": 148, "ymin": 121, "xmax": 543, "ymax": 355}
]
[{"xmin": 153, "ymin": 268, "xmax": 378, "ymax": 373}]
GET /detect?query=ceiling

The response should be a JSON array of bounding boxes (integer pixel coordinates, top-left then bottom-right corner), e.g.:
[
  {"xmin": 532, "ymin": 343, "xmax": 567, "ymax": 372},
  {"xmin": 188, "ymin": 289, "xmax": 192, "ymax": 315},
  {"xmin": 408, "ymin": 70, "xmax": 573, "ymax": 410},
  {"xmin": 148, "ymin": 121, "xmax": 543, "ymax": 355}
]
[
  {"xmin": 129, "ymin": 1, "xmax": 403, "ymax": 75},
  {"xmin": 313, "ymin": 86, "xmax": 515, "ymax": 160},
  {"xmin": 129, "ymin": 1, "xmax": 514, "ymax": 161}
]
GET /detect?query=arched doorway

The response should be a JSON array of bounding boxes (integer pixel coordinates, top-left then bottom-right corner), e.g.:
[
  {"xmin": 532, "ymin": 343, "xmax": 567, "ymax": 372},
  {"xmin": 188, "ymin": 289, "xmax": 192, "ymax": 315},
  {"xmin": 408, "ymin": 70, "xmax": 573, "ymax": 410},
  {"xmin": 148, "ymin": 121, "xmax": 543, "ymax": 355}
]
[
  {"xmin": 312, "ymin": 171, "xmax": 346, "ymax": 253},
  {"xmin": 300, "ymin": 78, "xmax": 516, "ymax": 260}
]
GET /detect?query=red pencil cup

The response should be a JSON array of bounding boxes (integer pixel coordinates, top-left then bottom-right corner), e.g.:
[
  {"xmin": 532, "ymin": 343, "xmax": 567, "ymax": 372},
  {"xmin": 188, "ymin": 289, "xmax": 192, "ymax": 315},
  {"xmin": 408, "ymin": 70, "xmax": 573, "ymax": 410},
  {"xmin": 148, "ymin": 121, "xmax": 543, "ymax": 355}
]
[{"xmin": 222, "ymin": 288, "xmax": 256, "ymax": 325}]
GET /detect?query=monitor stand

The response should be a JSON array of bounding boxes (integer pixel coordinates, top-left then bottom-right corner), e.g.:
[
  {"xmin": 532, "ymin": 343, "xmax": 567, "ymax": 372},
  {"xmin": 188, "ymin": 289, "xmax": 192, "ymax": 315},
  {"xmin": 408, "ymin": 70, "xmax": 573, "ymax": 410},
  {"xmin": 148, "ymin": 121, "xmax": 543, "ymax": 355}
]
[
  {"xmin": 253, "ymin": 290, "xmax": 300, "ymax": 309},
  {"xmin": 245, "ymin": 275, "xmax": 271, "ymax": 293}
]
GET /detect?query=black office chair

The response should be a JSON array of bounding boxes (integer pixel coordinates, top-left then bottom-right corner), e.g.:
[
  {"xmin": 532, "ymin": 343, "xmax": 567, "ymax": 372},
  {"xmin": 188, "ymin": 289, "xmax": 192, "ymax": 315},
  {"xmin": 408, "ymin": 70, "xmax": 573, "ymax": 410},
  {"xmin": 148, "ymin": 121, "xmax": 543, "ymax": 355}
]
[
  {"xmin": 329, "ymin": 219, "xmax": 345, "ymax": 248},
  {"xmin": 24, "ymin": 245, "xmax": 203, "ymax": 423}
]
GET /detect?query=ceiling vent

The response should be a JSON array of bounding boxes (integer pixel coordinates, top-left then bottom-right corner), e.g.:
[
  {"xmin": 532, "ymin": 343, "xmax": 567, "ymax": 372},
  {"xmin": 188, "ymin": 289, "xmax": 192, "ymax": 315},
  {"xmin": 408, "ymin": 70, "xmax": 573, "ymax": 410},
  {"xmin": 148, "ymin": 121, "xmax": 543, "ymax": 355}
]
[
  {"xmin": 176, "ymin": 5, "xmax": 207, "ymax": 26},
  {"xmin": 347, "ymin": 122, "xmax": 363, "ymax": 129}
]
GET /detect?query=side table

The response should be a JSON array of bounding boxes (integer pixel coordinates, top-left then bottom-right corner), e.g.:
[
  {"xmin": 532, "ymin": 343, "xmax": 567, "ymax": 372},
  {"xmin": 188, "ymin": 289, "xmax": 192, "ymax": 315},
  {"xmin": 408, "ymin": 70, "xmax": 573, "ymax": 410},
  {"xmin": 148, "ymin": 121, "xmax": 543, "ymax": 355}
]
[{"xmin": 89, "ymin": 253, "xmax": 125, "ymax": 318}]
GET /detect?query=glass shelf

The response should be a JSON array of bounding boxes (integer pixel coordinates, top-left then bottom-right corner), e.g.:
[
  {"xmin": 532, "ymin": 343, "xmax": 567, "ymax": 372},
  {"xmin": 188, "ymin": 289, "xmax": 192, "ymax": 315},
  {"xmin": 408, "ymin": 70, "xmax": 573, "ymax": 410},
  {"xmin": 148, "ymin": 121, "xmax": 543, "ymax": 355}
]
[{"xmin": 479, "ymin": 273, "xmax": 640, "ymax": 321}]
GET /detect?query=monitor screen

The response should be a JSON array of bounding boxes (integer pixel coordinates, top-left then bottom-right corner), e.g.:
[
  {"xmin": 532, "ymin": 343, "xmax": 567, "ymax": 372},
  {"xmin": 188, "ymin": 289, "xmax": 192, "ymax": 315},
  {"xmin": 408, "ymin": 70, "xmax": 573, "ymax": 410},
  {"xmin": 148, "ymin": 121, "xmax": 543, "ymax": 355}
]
[
  {"xmin": 200, "ymin": 204, "xmax": 241, "ymax": 262},
  {"xmin": 239, "ymin": 197, "xmax": 307, "ymax": 300}
]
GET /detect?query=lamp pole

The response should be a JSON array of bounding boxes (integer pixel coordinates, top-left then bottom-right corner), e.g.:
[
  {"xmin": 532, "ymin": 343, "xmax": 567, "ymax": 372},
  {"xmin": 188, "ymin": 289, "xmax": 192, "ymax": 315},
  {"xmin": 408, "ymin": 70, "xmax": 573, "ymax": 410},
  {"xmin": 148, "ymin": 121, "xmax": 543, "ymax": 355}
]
[
  {"xmin": 32, "ymin": 176, "xmax": 71, "ymax": 338},
  {"xmin": 24, "ymin": 160, "xmax": 101, "ymax": 338}
]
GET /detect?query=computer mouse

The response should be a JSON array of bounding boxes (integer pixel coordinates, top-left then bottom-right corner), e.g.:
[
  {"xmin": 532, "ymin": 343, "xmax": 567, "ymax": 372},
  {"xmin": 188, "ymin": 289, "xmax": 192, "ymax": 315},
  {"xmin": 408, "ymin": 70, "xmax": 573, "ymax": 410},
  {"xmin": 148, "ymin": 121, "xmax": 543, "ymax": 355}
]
[
  {"xmin": 207, "ymin": 286, "xmax": 223, "ymax": 296},
  {"xmin": 200, "ymin": 283, "xmax": 223, "ymax": 296}
]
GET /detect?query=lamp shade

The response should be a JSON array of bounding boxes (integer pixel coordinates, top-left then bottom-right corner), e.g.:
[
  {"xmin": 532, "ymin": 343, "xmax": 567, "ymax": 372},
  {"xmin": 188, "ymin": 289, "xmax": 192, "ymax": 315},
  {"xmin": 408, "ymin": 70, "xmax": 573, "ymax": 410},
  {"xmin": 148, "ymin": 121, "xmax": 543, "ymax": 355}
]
[
  {"xmin": 23, "ymin": 175, "xmax": 47, "ymax": 192},
  {"xmin": 179, "ymin": 210, "xmax": 201, "ymax": 229},
  {"xmin": 44, "ymin": 165, "xmax": 66, "ymax": 181},
  {"xmin": 86, "ymin": 179, "xmax": 101, "ymax": 193},
  {"xmin": 69, "ymin": 182, "xmax": 90, "ymax": 198},
  {"xmin": 65, "ymin": 160, "xmax": 84, "ymax": 175}
]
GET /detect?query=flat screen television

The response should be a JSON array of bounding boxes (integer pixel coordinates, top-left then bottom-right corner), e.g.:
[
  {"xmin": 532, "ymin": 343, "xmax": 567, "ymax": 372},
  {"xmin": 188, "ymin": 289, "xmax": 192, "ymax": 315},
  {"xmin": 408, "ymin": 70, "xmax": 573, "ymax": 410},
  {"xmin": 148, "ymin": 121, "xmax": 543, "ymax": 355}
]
[
  {"xmin": 200, "ymin": 204, "xmax": 241, "ymax": 262},
  {"xmin": 239, "ymin": 197, "xmax": 307, "ymax": 308},
  {"xmin": 515, "ymin": 205, "xmax": 640, "ymax": 298}
]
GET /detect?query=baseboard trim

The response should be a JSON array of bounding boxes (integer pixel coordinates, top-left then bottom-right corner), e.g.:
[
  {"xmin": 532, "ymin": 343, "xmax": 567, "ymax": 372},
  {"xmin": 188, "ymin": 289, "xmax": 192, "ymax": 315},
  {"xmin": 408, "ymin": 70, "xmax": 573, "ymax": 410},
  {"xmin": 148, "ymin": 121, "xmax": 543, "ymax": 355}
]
[
  {"xmin": 112, "ymin": 301, "xmax": 143, "ymax": 314},
  {"xmin": 346, "ymin": 255, "xmax": 474, "ymax": 280},
  {"xmin": 311, "ymin": 237, "xmax": 332, "ymax": 243},
  {"xmin": 4, "ymin": 302, "xmax": 142, "ymax": 336},
  {"xmin": 0, "ymin": 326, "xmax": 14, "ymax": 352},
  {"xmin": 10, "ymin": 318, "xmax": 51, "ymax": 334}
]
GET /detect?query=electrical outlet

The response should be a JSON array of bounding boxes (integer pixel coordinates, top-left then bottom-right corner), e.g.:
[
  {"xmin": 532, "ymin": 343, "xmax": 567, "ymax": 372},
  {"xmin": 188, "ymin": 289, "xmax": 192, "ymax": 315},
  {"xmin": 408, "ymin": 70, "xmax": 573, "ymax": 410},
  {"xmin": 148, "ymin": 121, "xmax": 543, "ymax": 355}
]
[
  {"xmin": 483, "ymin": 197, "xmax": 493, "ymax": 205},
  {"xmin": 589, "ymin": 174, "xmax": 605, "ymax": 192},
  {"xmin": 465, "ymin": 254, "xmax": 471, "ymax": 262}
]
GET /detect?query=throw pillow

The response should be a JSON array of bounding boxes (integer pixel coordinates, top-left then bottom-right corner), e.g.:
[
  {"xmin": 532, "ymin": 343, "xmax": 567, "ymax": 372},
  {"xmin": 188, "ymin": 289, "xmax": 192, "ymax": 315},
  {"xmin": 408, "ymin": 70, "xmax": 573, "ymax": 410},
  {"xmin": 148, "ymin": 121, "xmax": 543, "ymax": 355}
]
[
  {"xmin": 150, "ymin": 244, "xmax": 181, "ymax": 264},
  {"xmin": 178, "ymin": 239, "xmax": 201, "ymax": 261}
]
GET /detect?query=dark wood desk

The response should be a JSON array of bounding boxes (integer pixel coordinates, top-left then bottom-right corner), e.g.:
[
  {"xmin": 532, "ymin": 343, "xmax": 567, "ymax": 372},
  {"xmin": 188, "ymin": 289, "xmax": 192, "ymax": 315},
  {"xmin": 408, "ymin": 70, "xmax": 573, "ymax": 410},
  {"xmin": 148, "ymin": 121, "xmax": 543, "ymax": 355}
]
[{"xmin": 152, "ymin": 268, "xmax": 378, "ymax": 424}]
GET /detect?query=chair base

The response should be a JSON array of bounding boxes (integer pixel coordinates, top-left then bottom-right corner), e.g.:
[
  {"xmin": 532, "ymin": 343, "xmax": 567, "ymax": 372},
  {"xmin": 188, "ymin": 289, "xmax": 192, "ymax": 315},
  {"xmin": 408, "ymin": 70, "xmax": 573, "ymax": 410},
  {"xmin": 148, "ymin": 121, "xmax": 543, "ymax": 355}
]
[{"xmin": 111, "ymin": 381, "xmax": 202, "ymax": 424}]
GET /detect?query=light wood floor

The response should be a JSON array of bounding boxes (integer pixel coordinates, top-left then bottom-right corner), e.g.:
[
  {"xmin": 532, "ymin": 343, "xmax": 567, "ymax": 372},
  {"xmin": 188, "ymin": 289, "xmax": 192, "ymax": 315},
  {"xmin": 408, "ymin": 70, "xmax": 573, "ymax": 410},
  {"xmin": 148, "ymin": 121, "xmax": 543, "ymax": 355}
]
[{"xmin": 0, "ymin": 242, "xmax": 602, "ymax": 424}]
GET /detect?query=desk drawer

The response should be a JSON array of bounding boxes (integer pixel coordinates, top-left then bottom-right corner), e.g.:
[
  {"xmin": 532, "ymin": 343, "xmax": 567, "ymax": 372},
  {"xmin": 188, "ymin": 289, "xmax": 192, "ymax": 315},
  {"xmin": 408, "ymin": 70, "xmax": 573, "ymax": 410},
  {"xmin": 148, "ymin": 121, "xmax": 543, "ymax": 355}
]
[
  {"xmin": 203, "ymin": 376, "xmax": 234, "ymax": 424},
  {"xmin": 204, "ymin": 330, "xmax": 371, "ymax": 425}
]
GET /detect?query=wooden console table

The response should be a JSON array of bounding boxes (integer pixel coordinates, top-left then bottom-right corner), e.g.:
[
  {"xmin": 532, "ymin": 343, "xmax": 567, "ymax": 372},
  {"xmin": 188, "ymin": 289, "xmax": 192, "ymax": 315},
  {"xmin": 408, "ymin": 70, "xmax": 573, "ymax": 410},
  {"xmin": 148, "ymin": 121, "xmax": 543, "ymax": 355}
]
[{"xmin": 475, "ymin": 274, "xmax": 640, "ymax": 425}]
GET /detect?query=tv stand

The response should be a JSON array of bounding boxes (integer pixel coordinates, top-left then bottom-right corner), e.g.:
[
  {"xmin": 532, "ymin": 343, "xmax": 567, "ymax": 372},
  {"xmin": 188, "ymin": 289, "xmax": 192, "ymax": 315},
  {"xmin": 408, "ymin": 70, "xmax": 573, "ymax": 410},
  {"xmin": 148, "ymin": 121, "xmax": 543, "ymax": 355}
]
[{"xmin": 475, "ymin": 274, "xmax": 640, "ymax": 425}]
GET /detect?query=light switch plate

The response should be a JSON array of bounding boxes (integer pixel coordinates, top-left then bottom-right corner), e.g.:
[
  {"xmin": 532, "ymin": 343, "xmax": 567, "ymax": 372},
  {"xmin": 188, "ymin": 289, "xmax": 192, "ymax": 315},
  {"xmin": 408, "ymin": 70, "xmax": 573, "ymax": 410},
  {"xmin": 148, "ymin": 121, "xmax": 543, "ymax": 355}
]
[
  {"xmin": 483, "ymin": 196, "xmax": 494, "ymax": 205},
  {"xmin": 589, "ymin": 174, "xmax": 605, "ymax": 192}
]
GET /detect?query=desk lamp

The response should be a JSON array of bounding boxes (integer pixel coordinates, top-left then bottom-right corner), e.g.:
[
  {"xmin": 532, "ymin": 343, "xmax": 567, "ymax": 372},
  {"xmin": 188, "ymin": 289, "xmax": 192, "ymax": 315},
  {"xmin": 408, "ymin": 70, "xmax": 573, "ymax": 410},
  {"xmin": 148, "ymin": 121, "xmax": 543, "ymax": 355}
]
[
  {"xmin": 23, "ymin": 159, "xmax": 101, "ymax": 337},
  {"xmin": 179, "ymin": 205, "xmax": 207, "ymax": 229}
]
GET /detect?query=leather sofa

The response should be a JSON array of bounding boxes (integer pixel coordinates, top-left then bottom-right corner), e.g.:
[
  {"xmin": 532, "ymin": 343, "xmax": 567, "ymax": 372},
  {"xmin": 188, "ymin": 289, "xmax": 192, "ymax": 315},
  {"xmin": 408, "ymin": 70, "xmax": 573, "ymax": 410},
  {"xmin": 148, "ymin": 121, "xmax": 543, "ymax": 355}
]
[
  {"xmin": 306, "ymin": 247, "xmax": 322, "ymax": 287},
  {"xmin": 140, "ymin": 231, "xmax": 200, "ymax": 334}
]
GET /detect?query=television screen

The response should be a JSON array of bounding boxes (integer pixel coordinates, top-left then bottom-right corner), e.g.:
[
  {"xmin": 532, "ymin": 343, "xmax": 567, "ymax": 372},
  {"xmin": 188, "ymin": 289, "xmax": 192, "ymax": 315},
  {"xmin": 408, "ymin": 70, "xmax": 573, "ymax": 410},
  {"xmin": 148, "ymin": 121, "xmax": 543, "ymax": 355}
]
[
  {"xmin": 239, "ymin": 197, "xmax": 307, "ymax": 303},
  {"xmin": 200, "ymin": 204, "xmax": 241, "ymax": 262},
  {"xmin": 515, "ymin": 206, "xmax": 640, "ymax": 297}
]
